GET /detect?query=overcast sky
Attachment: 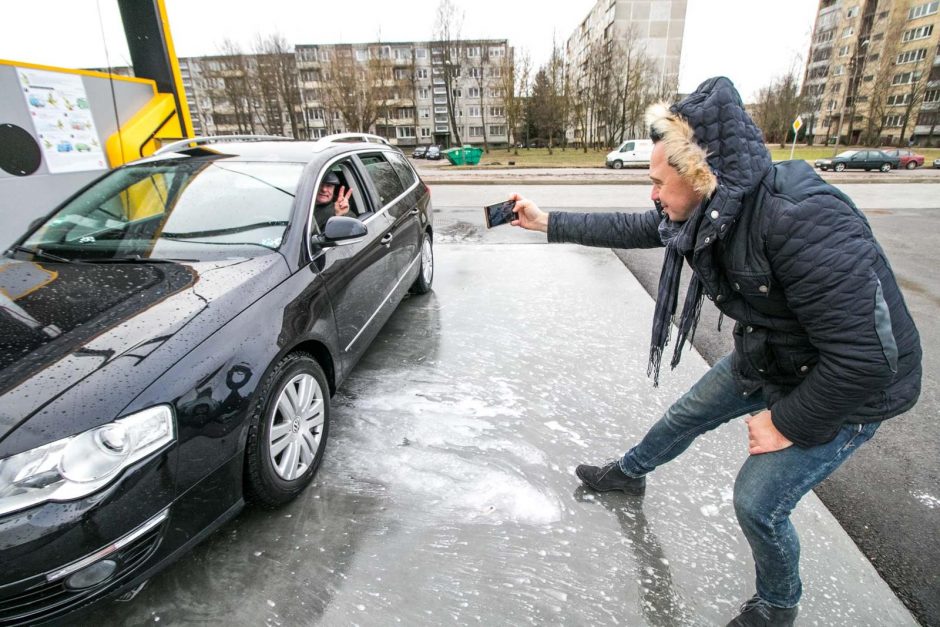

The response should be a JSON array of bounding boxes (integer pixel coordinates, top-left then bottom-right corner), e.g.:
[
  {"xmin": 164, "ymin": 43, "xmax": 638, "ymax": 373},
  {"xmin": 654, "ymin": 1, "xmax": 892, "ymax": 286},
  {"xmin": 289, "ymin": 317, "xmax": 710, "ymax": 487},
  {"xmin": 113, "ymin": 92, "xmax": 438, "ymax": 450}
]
[{"xmin": 1, "ymin": 0, "xmax": 818, "ymax": 102}]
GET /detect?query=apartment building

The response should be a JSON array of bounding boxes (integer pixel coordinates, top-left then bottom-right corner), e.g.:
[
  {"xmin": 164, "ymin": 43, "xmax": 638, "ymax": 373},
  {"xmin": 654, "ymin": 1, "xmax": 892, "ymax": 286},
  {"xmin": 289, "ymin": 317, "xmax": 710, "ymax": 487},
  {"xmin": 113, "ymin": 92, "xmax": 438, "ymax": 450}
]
[
  {"xmin": 802, "ymin": 0, "xmax": 940, "ymax": 146},
  {"xmin": 295, "ymin": 39, "xmax": 510, "ymax": 147},
  {"xmin": 565, "ymin": 0, "xmax": 687, "ymax": 146}
]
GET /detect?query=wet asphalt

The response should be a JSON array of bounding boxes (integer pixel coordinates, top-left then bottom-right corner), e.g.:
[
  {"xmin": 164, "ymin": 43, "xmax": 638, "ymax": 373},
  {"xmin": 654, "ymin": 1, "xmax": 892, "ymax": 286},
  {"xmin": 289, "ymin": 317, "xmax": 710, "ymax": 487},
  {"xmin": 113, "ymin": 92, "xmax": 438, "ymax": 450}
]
[{"xmin": 83, "ymin": 179, "xmax": 935, "ymax": 626}]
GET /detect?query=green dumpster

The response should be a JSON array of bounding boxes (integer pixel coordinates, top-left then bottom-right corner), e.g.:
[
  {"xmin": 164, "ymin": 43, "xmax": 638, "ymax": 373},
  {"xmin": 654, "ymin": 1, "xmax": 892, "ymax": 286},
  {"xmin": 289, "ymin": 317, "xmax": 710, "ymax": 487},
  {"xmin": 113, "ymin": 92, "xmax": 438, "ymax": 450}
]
[
  {"xmin": 463, "ymin": 146, "xmax": 483, "ymax": 165},
  {"xmin": 444, "ymin": 147, "xmax": 464, "ymax": 165}
]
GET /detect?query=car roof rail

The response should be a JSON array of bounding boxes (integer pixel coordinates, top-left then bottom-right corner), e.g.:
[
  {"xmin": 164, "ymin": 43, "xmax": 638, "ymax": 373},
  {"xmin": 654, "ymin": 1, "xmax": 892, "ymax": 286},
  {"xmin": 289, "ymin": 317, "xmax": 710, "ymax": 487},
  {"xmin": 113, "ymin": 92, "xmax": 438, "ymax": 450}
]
[
  {"xmin": 318, "ymin": 132, "xmax": 391, "ymax": 145},
  {"xmin": 154, "ymin": 134, "xmax": 292, "ymax": 155}
]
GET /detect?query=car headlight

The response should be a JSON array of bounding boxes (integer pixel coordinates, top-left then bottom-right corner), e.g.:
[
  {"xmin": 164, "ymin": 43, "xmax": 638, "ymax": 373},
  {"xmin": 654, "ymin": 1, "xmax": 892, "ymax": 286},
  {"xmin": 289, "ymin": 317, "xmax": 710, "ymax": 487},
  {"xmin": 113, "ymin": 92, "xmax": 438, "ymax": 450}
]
[{"xmin": 0, "ymin": 405, "xmax": 175, "ymax": 517}]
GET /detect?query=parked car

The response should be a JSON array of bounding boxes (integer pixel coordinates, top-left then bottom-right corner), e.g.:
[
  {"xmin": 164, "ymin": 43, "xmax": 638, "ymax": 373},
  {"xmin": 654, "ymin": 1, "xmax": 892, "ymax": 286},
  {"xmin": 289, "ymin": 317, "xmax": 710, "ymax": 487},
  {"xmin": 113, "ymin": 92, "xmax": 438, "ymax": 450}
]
[
  {"xmin": 934, "ymin": 157, "xmax": 940, "ymax": 169},
  {"xmin": 605, "ymin": 139, "xmax": 654, "ymax": 169},
  {"xmin": 0, "ymin": 136, "xmax": 434, "ymax": 623},
  {"xmin": 412, "ymin": 145, "xmax": 427, "ymax": 159},
  {"xmin": 425, "ymin": 145, "xmax": 442, "ymax": 160},
  {"xmin": 879, "ymin": 148, "xmax": 925, "ymax": 170},
  {"xmin": 814, "ymin": 149, "xmax": 899, "ymax": 172}
]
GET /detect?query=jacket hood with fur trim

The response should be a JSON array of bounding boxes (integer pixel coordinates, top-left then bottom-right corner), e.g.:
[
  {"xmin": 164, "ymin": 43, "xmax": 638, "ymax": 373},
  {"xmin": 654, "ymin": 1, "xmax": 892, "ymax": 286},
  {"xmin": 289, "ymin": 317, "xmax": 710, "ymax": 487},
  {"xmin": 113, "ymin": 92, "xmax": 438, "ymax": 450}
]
[{"xmin": 646, "ymin": 77, "xmax": 772, "ymax": 225}]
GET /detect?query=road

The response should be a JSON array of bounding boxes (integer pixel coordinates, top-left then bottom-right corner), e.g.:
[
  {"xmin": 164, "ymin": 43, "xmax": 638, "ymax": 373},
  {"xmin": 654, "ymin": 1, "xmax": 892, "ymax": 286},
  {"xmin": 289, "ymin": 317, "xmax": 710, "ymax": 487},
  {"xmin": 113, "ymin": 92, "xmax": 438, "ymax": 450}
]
[{"xmin": 427, "ymin": 182, "xmax": 940, "ymax": 626}]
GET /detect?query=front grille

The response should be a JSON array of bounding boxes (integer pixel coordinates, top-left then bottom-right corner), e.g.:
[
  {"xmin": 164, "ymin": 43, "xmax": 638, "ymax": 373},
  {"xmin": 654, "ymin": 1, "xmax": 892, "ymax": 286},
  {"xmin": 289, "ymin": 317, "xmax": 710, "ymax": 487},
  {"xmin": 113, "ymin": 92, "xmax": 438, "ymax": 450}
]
[{"xmin": 0, "ymin": 521, "xmax": 165, "ymax": 625}]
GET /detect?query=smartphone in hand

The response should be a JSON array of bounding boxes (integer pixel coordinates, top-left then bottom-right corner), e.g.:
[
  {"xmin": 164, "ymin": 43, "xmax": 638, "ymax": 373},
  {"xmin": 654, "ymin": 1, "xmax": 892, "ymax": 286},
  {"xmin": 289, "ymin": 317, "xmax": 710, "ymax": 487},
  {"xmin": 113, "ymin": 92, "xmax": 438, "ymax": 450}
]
[{"xmin": 483, "ymin": 199, "xmax": 517, "ymax": 228}]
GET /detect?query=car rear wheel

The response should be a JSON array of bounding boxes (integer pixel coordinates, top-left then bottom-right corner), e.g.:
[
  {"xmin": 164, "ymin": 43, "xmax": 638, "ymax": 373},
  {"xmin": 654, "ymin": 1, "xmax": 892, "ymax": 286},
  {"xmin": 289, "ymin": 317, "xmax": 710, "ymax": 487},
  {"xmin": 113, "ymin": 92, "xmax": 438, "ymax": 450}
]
[
  {"xmin": 410, "ymin": 232, "xmax": 434, "ymax": 294},
  {"xmin": 612, "ymin": 160, "xmax": 623, "ymax": 169},
  {"xmin": 880, "ymin": 163, "xmax": 891, "ymax": 172},
  {"xmin": 834, "ymin": 163, "xmax": 846, "ymax": 172},
  {"xmin": 906, "ymin": 161, "xmax": 916, "ymax": 170},
  {"xmin": 245, "ymin": 352, "xmax": 329, "ymax": 508}
]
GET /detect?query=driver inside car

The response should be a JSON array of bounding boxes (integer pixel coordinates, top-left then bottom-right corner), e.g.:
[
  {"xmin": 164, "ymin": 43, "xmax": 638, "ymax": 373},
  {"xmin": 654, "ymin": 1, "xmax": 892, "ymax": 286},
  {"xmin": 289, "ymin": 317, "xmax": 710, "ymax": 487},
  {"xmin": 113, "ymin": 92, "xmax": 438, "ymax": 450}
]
[{"xmin": 314, "ymin": 171, "xmax": 353, "ymax": 228}]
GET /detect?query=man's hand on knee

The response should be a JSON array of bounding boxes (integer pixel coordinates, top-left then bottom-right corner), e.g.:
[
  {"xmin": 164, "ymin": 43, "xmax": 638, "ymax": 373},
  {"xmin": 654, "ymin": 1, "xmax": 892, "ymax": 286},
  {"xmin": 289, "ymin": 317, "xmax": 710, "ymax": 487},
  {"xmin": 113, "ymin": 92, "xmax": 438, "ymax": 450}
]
[{"xmin": 746, "ymin": 410, "xmax": 793, "ymax": 455}]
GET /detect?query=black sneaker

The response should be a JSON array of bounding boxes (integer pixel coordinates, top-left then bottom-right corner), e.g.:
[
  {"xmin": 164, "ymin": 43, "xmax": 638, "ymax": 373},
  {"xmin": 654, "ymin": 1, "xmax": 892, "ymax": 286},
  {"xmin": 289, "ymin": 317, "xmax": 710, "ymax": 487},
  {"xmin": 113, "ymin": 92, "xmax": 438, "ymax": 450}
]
[
  {"xmin": 726, "ymin": 595, "xmax": 798, "ymax": 626},
  {"xmin": 575, "ymin": 461, "xmax": 646, "ymax": 495}
]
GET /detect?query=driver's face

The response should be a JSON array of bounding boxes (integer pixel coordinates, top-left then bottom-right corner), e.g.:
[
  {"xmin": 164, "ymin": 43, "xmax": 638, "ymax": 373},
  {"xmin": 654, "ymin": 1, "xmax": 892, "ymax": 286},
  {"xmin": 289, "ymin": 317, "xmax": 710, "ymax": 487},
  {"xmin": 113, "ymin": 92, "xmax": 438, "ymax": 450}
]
[{"xmin": 317, "ymin": 183, "xmax": 335, "ymax": 204}]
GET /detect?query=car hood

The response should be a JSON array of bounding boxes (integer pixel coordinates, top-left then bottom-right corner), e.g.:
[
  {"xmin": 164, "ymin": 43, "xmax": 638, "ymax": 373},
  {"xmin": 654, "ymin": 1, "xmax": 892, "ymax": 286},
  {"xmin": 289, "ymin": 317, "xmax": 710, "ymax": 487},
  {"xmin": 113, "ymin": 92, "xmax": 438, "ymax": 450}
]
[{"xmin": 0, "ymin": 254, "xmax": 289, "ymax": 448}]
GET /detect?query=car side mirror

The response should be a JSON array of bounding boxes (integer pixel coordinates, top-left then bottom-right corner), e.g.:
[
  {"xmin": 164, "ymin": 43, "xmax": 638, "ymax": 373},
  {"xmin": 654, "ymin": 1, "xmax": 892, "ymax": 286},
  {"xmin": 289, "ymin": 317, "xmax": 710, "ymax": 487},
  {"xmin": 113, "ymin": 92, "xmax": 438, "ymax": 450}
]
[{"xmin": 312, "ymin": 216, "xmax": 367, "ymax": 247}]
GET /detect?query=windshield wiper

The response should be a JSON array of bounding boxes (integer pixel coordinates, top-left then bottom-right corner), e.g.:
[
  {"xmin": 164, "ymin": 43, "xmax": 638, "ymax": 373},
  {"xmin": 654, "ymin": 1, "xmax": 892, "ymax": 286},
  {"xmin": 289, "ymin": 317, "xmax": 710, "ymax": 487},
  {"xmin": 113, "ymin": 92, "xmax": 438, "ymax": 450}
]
[
  {"xmin": 81, "ymin": 255, "xmax": 198, "ymax": 263},
  {"xmin": 6, "ymin": 244, "xmax": 76, "ymax": 264}
]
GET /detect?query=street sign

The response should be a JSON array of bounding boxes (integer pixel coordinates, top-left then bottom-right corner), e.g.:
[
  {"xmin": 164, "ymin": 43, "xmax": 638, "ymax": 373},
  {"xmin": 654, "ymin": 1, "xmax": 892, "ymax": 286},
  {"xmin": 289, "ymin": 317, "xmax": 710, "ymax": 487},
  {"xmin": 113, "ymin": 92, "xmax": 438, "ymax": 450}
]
[{"xmin": 792, "ymin": 116, "xmax": 803, "ymax": 133}]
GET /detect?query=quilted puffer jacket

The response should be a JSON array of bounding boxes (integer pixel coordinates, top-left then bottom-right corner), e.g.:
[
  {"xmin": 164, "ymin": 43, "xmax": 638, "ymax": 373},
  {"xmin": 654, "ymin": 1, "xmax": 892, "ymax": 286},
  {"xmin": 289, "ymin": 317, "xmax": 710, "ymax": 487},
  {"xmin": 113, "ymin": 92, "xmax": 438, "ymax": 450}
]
[{"xmin": 549, "ymin": 76, "xmax": 922, "ymax": 447}]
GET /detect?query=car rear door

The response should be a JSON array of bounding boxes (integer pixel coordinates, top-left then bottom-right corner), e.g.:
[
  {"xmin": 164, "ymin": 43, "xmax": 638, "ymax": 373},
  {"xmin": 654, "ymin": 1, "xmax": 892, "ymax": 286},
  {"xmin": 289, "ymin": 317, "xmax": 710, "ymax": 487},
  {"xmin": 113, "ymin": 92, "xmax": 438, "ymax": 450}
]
[{"xmin": 357, "ymin": 151, "xmax": 423, "ymax": 306}]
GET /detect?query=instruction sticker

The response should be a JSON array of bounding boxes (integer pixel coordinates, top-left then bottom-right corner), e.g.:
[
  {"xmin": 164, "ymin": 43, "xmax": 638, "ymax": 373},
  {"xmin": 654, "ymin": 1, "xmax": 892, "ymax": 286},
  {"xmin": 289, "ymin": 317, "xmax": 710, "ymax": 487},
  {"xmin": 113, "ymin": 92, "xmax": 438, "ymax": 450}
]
[{"xmin": 17, "ymin": 67, "xmax": 107, "ymax": 173}]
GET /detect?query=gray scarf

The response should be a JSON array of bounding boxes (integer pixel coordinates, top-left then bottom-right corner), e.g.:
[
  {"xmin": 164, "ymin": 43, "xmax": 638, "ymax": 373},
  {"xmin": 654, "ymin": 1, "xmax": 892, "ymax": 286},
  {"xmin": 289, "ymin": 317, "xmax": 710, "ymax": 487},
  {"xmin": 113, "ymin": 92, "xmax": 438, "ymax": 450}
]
[{"xmin": 648, "ymin": 201, "xmax": 706, "ymax": 386}]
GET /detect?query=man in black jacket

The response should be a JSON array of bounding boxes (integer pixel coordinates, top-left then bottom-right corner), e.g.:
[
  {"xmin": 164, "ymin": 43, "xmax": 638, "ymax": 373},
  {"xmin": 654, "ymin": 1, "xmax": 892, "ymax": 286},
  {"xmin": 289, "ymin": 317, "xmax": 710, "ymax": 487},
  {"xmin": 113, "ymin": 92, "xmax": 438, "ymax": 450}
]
[{"xmin": 510, "ymin": 77, "xmax": 921, "ymax": 626}]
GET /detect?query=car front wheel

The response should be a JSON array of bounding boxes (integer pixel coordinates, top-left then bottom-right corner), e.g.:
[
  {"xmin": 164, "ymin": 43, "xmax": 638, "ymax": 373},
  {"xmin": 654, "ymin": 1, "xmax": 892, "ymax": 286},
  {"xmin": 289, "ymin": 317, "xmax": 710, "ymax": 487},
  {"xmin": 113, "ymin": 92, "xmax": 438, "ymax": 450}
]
[
  {"xmin": 410, "ymin": 232, "xmax": 434, "ymax": 294},
  {"xmin": 906, "ymin": 161, "xmax": 916, "ymax": 170},
  {"xmin": 245, "ymin": 352, "xmax": 329, "ymax": 508},
  {"xmin": 834, "ymin": 163, "xmax": 846, "ymax": 172},
  {"xmin": 612, "ymin": 160, "xmax": 623, "ymax": 169},
  {"xmin": 880, "ymin": 163, "xmax": 891, "ymax": 172}
]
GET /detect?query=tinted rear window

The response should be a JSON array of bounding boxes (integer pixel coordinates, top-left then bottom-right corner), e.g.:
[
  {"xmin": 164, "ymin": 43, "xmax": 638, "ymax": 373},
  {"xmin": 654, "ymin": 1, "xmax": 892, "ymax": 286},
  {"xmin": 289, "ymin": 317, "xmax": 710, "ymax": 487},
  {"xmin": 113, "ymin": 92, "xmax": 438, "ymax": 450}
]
[{"xmin": 360, "ymin": 154, "xmax": 406, "ymax": 207}]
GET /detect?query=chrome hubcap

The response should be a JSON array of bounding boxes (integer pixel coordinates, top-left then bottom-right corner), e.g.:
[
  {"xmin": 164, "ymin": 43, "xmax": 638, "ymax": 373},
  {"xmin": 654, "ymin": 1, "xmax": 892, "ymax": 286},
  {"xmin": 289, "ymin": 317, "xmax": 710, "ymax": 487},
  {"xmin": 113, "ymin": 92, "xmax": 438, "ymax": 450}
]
[
  {"xmin": 421, "ymin": 238, "xmax": 433, "ymax": 283},
  {"xmin": 268, "ymin": 373, "xmax": 324, "ymax": 480}
]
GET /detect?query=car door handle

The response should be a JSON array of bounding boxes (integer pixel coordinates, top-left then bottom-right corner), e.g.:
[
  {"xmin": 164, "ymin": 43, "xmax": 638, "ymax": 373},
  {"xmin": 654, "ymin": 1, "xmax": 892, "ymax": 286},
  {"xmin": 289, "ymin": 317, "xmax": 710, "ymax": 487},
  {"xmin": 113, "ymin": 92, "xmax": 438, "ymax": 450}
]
[
  {"xmin": 410, "ymin": 208, "xmax": 419, "ymax": 215},
  {"xmin": 380, "ymin": 233, "xmax": 394, "ymax": 247}
]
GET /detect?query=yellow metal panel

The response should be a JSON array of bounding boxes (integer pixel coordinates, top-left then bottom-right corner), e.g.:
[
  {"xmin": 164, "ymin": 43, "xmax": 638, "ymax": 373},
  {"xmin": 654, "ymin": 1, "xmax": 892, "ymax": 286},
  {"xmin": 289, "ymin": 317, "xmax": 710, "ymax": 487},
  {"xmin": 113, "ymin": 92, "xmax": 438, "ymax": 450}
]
[
  {"xmin": 105, "ymin": 93, "xmax": 181, "ymax": 167},
  {"xmin": 156, "ymin": 0, "xmax": 194, "ymax": 138}
]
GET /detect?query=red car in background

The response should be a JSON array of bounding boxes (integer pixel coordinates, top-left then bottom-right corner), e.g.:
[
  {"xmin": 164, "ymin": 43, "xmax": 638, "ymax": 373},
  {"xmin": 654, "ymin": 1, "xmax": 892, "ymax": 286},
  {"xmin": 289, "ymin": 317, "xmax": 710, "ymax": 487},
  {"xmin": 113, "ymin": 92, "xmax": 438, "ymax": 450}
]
[{"xmin": 880, "ymin": 148, "xmax": 925, "ymax": 170}]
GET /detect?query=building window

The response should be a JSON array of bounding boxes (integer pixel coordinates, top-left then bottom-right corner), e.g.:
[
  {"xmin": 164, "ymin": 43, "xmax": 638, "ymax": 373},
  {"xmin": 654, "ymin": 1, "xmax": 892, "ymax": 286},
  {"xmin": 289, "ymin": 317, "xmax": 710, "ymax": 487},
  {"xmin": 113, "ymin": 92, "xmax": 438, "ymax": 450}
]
[
  {"xmin": 908, "ymin": 1, "xmax": 939, "ymax": 20},
  {"xmin": 467, "ymin": 86, "xmax": 480, "ymax": 98},
  {"xmin": 489, "ymin": 46, "xmax": 505, "ymax": 57},
  {"xmin": 841, "ymin": 26, "xmax": 854, "ymax": 38},
  {"xmin": 416, "ymin": 68, "xmax": 429, "ymax": 79},
  {"xmin": 419, "ymin": 107, "xmax": 430, "ymax": 118},
  {"xmin": 468, "ymin": 67, "xmax": 482, "ymax": 78},
  {"xmin": 884, "ymin": 114, "xmax": 904, "ymax": 127},
  {"xmin": 469, "ymin": 126, "xmax": 484, "ymax": 137},
  {"xmin": 488, "ymin": 67, "xmax": 502, "ymax": 78},
  {"xmin": 394, "ymin": 68, "xmax": 410, "ymax": 80},
  {"xmin": 467, "ymin": 46, "xmax": 480, "ymax": 57},
  {"xmin": 489, "ymin": 106, "xmax": 505, "ymax": 117},
  {"xmin": 421, "ymin": 127, "xmax": 431, "ymax": 137},
  {"xmin": 416, "ymin": 48, "xmax": 428, "ymax": 59},
  {"xmin": 394, "ymin": 48, "xmax": 411, "ymax": 60},
  {"xmin": 903, "ymin": 24, "xmax": 934, "ymax": 41},
  {"xmin": 396, "ymin": 126, "xmax": 416, "ymax": 138},
  {"xmin": 355, "ymin": 49, "xmax": 368, "ymax": 61},
  {"xmin": 887, "ymin": 93, "xmax": 913, "ymax": 106},
  {"xmin": 897, "ymin": 48, "xmax": 928, "ymax": 64},
  {"xmin": 892, "ymin": 70, "xmax": 923, "ymax": 85},
  {"xmin": 468, "ymin": 106, "xmax": 481, "ymax": 117},
  {"xmin": 847, "ymin": 6, "xmax": 859, "ymax": 17},
  {"xmin": 924, "ymin": 89, "xmax": 940, "ymax": 103},
  {"xmin": 834, "ymin": 65, "xmax": 846, "ymax": 76},
  {"xmin": 838, "ymin": 45, "xmax": 851, "ymax": 56},
  {"xmin": 311, "ymin": 108, "xmax": 325, "ymax": 120},
  {"xmin": 489, "ymin": 87, "xmax": 506, "ymax": 98},
  {"xmin": 419, "ymin": 88, "xmax": 431, "ymax": 98},
  {"xmin": 489, "ymin": 125, "xmax": 506, "ymax": 136}
]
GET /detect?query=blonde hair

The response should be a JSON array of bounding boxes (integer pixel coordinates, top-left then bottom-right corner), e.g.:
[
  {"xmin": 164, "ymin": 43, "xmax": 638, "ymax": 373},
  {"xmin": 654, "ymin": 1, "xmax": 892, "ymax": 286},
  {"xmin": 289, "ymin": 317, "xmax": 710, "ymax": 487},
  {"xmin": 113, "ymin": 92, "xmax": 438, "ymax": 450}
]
[{"xmin": 645, "ymin": 102, "xmax": 717, "ymax": 197}]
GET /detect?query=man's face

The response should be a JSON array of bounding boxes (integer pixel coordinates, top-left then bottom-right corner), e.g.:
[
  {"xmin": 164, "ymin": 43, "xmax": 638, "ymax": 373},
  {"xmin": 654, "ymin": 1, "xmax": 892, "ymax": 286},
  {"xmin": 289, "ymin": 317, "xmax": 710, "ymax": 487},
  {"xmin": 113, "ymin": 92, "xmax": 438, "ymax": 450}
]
[
  {"xmin": 317, "ymin": 182, "xmax": 335, "ymax": 205},
  {"xmin": 649, "ymin": 142, "xmax": 704, "ymax": 223}
]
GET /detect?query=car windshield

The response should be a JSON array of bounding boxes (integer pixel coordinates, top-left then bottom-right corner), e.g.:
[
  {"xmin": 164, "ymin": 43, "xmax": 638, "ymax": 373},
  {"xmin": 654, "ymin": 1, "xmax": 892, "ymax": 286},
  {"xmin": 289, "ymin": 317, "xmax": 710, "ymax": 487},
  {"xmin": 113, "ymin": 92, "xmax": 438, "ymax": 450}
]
[
  {"xmin": 836, "ymin": 151, "xmax": 858, "ymax": 158},
  {"xmin": 21, "ymin": 158, "xmax": 304, "ymax": 261}
]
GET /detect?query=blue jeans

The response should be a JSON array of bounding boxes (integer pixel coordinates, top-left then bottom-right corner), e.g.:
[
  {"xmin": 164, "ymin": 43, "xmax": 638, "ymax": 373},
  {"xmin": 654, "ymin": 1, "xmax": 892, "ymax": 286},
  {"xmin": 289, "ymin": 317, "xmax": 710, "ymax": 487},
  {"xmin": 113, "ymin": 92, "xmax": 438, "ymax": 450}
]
[{"xmin": 618, "ymin": 354, "xmax": 880, "ymax": 608}]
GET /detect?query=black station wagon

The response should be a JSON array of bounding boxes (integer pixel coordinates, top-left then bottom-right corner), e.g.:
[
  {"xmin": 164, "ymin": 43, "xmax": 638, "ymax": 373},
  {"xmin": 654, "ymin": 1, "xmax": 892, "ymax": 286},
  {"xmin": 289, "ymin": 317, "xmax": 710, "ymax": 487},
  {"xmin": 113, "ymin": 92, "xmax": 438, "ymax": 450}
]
[{"xmin": 0, "ymin": 136, "xmax": 434, "ymax": 623}]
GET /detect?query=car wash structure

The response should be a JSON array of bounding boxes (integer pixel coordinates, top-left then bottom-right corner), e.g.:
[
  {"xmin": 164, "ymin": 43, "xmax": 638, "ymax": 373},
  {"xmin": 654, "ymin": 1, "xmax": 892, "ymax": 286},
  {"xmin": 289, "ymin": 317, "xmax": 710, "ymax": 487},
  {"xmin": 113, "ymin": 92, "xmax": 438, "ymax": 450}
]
[{"xmin": 0, "ymin": 0, "xmax": 193, "ymax": 249}]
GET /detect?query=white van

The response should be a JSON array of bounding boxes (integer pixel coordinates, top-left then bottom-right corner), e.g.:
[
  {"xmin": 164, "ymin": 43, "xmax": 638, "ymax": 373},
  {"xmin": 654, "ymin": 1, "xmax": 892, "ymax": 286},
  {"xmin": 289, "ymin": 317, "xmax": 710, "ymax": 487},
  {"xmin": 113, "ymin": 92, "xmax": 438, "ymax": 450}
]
[{"xmin": 605, "ymin": 139, "xmax": 654, "ymax": 169}]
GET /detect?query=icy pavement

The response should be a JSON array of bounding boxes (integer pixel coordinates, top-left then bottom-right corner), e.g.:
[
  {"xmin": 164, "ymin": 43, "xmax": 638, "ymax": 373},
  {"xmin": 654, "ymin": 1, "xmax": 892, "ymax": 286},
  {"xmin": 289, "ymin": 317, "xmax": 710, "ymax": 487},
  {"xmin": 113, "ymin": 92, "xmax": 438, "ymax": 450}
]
[{"xmin": 92, "ymin": 242, "xmax": 916, "ymax": 626}]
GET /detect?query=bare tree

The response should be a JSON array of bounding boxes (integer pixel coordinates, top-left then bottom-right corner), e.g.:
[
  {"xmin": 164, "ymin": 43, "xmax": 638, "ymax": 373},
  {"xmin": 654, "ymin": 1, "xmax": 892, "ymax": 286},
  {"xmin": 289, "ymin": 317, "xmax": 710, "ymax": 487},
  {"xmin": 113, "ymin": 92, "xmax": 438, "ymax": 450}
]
[
  {"xmin": 499, "ymin": 48, "xmax": 529, "ymax": 154},
  {"xmin": 753, "ymin": 68, "xmax": 804, "ymax": 147},
  {"xmin": 471, "ymin": 43, "xmax": 489, "ymax": 153},
  {"xmin": 434, "ymin": 0, "xmax": 464, "ymax": 146},
  {"xmin": 253, "ymin": 33, "xmax": 303, "ymax": 138},
  {"xmin": 898, "ymin": 57, "xmax": 931, "ymax": 146},
  {"xmin": 217, "ymin": 39, "xmax": 257, "ymax": 134},
  {"xmin": 321, "ymin": 46, "xmax": 383, "ymax": 133}
]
